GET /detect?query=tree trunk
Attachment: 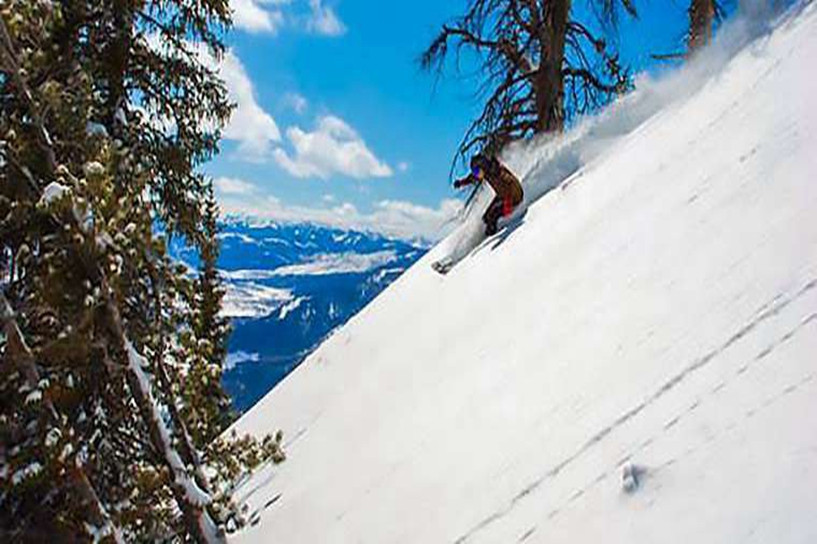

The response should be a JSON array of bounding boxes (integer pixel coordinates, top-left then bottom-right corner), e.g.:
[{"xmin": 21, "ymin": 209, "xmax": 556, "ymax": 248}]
[
  {"xmin": 103, "ymin": 293, "xmax": 223, "ymax": 544},
  {"xmin": 534, "ymin": 0, "xmax": 571, "ymax": 133},
  {"xmin": 106, "ymin": 0, "xmax": 132, "ymax": 129},
  {"xmin": 1, "ymin": 16, "xmax": 220, "ymax": 538},
  {"xmin": 145, "ymin": 259, "xmax": 213, "ymax": 496},
  {"xmin": 689, "ymin": 0, "xmax": 715, "ymax": 52},
  {"xmin": 1, "ymin": 294, "xmax": 123, "ymax": 543}
]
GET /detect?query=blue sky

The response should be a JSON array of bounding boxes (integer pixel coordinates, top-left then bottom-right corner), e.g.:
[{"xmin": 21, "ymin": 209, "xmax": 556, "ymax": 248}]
[{"xmin": 208, "ymin": 0, "xmax": 705, "ymax": 240}]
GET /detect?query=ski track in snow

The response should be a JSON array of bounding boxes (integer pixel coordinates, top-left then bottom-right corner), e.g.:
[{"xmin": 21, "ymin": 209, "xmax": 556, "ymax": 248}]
[
  {"xmin": 455, "ymin": 278, "xmax": 817, "ymax": 543},
  {"xmin": 230, "ymin": 3, "xmax": 817, "ymax": 543}
]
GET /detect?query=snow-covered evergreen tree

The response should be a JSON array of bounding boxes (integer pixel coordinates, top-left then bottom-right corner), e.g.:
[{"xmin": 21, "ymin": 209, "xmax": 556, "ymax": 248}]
[{"xmin": 0, "ymin": 0, "xmax": 283, "ymax": 541}]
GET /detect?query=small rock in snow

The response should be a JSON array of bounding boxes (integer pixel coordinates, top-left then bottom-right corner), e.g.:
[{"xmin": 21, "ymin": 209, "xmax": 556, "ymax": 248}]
[{"xmin": 621, "ymin": 462, "xmax": 645, "ymax": 494}]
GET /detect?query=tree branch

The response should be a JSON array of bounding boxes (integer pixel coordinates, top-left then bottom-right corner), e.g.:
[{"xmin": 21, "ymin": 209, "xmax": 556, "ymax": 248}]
[
  {"xmin": 1, "ymin": 292, "xmax": 123, "ymax": 543},
  {"xmin": 0, "ymin": 14, "xmax": 222, "ymax": 543},
  {"xmin": 562, "ymin": 67, "xmax": 619, "ymax": 93}
]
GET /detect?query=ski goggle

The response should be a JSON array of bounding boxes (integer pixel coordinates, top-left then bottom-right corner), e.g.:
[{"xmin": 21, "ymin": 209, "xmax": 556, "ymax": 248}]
[{"xmin": 471, "ymin": 165, "xmax": 483, "ymax": 178}]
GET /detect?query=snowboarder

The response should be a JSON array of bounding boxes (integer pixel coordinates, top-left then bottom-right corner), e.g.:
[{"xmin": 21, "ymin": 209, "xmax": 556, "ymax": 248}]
[{"xmin": 454, "ymin": 153, "xmax": 524, "ymax": 235}]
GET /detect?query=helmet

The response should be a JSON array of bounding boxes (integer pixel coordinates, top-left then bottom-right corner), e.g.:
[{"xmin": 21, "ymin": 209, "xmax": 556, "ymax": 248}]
[
  {"xmin": 470, "ymin": 153, "xmax": 489, "ymax": 171},
  {"xmin": 470, "ymin": 154, "xmax": 490, "ymax": 177}
]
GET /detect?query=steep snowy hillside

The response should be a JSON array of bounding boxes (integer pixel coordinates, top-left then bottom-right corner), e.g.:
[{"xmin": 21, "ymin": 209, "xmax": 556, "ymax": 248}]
[
  {"xmin": 232, "ymin": 4, "xmax": 817, "ymax": 543},
  {"xmin": 215, "ymin": 223, "xmax": 424, "ymax": 411}
]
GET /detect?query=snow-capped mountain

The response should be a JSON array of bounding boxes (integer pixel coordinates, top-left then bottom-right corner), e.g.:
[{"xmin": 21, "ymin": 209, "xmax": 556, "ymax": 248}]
[
  {"xmin": 172, "ymin": 221, "xmax": 426, "ymax": 411},
  {"xmin": 230, "ymin": 4, "xmax": 817, "ymax": 543}
]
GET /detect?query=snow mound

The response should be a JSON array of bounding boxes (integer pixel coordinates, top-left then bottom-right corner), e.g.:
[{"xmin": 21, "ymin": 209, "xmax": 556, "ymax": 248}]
[{"xmin": 231, "ymin": 4, "xmax": 817, "ymax": 543}]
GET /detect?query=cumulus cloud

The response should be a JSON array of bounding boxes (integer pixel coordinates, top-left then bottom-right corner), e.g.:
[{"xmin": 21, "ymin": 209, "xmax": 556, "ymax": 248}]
[
  {"xmin": 147, "ymin": 33, "xmax": 387, "ymax": 178},
  {"xmin": 150, "ymin": 41, "xmax": 382, "ymax": 173},
  {"xmin": 230, "ymin": 0, "xmax": 346, "ymax": 37},
  {"xmin": 273, "ymin": 115, "xmax": 392, "ymax": 179},
  {"xmin": 366, "ymin": 199, "xmax": 462, "ymax": 240},
  {"xmin": 307, "ymin": 0, "xmax": 346, "ymax": 36},
  {"xmin": 215, "ymin": 176, "xmax": 257, "ymax": 195},
  {"xmin": 140, "ymin": 32, "xmax": 281, "ymax": 160},
  {"xmin": 219, "ymin": 189, "xmax": 461, "ymax": 241},
  {"xmin": 231, "ymin": 0, "xmax": 287, "ymax": 34},
  {"xmin": 218, "ymin": 51, "xmax": 282, "ymax": 159},
  {"xmin": 146, "ymin": 33, "xmax": 281, "ymax": 160}
]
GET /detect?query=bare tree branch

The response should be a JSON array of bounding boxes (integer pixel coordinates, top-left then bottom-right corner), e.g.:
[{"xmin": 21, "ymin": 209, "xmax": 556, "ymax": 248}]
[{"xmin": 421, "ymin": 0, "xmax": 636, "ymax": 173}]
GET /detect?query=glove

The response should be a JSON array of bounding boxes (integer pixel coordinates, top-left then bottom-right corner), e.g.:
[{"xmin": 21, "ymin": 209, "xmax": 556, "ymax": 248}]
[{"xmin": 453, "ymin": 177, "xmax": 469, "ymax": 189}]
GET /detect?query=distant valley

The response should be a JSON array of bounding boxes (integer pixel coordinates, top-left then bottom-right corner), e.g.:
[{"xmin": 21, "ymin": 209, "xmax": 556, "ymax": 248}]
[{"xmin": 172, "ymin": 219, "xmax": 426, "ymax": 411}]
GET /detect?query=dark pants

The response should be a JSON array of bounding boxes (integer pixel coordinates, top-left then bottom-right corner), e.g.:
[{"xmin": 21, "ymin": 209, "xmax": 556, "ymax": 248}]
[{"xmin": 482, "ymin": 196, "xmax": 507, "ymax": 236}]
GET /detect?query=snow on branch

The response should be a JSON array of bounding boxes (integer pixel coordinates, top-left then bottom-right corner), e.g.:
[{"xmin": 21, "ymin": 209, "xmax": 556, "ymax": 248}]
[{"xmin": 0, "ymin": 12, "xmax": 223, "ymax": 541}]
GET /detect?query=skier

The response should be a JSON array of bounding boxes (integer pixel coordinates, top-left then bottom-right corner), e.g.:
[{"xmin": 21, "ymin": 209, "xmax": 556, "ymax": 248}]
[{"xmin": 454, "ymin": 153, "xmax": 524, "ymax": 235}]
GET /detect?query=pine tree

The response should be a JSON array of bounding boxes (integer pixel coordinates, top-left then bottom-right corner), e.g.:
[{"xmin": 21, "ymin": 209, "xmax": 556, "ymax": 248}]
[
  {"xmin": 0, "ymin": 0, "xmax": 283, "ymax": 541},
  {"xmin": 181, "ymin": 189, "xmax": 234, "ymax": 450}
]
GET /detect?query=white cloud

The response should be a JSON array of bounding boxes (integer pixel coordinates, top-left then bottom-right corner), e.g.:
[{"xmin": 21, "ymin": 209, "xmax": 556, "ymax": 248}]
[
  {"xmin": 231, "ymin": 0, "xmax": 287, "ymax": 34},
  {"xmin": 230, "ymin": 0, "xmax": 346, "ymax": 37},
  {"xmin": 397, "ymin": 161, "xmax": 410, "ymax": 173},
  {"xmin": 215, "ymin": 176, "xmax": 257, "ymax": 195},
  {"xmin": 307, "ymin": 0, "xmax": 346, "ymax": 36},
  {"xmin": 367, "ymin": 199, "xmax": 462, "ymax": 241},
  {"xmin": 219, "ymin": 190, "xmax": 461, "ymax": 241},
  {"xmin": 218, "ymin": 50, "xmax": 282, "ymax": 159},
  {"xmin": 273, "ymin": 115, "xmax": 392, "ymax": 179},
  {"xmin": 146, "ymin": 34, "xmax": 281, "ymax": 161}
]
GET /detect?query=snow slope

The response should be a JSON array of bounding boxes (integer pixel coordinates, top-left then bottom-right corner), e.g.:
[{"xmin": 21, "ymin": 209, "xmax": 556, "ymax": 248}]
[{"xmin": 231, "ymin": 4, "xmax": 817, "ymax": 543}]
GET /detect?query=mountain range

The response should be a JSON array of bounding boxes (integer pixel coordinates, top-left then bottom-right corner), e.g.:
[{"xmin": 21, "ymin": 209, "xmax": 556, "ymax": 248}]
[{"xmin": 172, "ymin": 219, "xmax": 426, "ymax": 411}]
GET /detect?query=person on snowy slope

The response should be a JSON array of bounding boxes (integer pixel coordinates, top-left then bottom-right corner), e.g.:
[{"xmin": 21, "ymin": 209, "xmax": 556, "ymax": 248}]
[{"xmin": 454, "ymin": 153, "xmax": 524, "ymax": 235}]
